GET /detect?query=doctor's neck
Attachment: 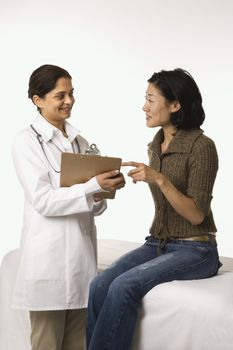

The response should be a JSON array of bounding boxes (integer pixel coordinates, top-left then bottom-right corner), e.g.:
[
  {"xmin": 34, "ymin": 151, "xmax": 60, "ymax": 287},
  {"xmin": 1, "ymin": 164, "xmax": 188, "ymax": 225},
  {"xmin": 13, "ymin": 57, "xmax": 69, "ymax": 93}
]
[{"xmin": 42, "ymin": 115, "xmax": 68, "ymax": 138}]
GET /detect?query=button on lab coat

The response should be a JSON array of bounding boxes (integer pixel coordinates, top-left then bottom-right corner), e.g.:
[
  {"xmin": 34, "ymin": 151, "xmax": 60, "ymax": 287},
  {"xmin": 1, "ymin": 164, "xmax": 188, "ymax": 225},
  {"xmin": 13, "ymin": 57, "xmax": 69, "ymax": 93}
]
[{"xmin": 11, "ymin": 114, "xmax": 107, "ymax": 310}]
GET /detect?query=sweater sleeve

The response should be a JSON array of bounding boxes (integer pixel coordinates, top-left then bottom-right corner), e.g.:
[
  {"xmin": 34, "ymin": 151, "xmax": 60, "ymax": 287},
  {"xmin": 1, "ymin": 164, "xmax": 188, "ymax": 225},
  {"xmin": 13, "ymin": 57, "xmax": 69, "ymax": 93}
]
[{"xmin": 186, "ymin": 137, "xmax": 218, "ymax": 216}]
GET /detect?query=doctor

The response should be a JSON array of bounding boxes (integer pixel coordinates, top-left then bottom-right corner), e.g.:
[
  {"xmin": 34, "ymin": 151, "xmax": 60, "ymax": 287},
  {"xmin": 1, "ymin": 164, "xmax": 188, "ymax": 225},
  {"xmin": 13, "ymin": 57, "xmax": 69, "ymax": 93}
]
[{"xmin": 11, "ymin": 64, "xmax": 125, "ymax": 350}]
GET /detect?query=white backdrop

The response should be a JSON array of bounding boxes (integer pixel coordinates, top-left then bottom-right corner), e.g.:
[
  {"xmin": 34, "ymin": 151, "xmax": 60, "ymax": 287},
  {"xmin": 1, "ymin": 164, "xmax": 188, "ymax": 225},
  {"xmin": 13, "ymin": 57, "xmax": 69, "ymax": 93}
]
[{"xmin": 1, "ymin": 0, "xmax": 233, "ymax": 264}]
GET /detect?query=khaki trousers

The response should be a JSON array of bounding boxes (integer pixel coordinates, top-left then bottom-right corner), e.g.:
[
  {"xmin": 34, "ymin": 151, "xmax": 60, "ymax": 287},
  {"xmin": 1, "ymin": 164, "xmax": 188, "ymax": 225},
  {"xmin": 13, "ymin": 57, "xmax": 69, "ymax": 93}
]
[{"xmin": 30, "ymin": 309, "xmax": 86, "ymax": 350}]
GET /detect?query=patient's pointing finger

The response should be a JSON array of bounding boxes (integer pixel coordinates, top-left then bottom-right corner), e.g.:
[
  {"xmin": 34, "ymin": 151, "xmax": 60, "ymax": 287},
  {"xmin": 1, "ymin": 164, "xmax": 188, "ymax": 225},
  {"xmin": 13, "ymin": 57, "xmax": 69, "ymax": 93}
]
[{"xmin": 122, "ymin": 161, "xmax": 141, "ymax": 167}]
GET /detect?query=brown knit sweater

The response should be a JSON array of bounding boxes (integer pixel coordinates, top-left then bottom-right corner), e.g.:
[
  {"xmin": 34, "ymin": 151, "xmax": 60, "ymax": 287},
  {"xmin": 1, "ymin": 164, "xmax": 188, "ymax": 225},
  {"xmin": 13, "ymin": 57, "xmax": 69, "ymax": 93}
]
[{"xmin": 148, "ymin": 128, "xmax": 218, "ymax": 240}]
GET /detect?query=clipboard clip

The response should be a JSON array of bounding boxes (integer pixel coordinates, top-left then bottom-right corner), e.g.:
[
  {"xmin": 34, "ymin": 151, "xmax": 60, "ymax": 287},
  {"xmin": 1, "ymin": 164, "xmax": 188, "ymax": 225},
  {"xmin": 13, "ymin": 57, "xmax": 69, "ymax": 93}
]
[{"xmin": 85, "ymin": 143, "xmax": 100, "ymax": 155}]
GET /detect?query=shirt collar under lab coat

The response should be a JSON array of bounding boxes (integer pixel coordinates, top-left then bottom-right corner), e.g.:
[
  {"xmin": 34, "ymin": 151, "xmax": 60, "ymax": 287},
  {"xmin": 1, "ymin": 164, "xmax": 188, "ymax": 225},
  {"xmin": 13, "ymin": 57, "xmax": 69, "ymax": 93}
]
[{"xmin": 31, "ymin": 113, "xmax": 81, "ymax": 144}]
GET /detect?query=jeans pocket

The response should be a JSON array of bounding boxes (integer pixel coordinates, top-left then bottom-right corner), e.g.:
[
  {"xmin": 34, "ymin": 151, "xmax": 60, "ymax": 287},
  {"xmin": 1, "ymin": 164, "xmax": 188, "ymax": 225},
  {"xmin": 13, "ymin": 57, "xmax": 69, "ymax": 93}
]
[
  {"xmin": 187, "ymin": 243, "xmax": 214, "ymax": 262},
  {"xmin": 195, "ymin": 244, "xmax": 209, "ymax": 252}
]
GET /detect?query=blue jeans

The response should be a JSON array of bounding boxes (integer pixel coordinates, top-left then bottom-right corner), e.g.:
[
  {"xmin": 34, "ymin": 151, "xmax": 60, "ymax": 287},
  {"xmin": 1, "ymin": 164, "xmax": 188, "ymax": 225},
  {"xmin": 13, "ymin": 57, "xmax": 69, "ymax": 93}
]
[{"xmin": 86, "ymin": 237, "xmax": 221, "ymax": 350}]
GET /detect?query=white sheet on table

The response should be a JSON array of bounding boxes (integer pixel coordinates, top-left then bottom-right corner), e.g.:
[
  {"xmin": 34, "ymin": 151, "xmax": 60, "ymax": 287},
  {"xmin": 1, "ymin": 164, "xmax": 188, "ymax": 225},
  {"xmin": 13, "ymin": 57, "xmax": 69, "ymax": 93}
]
[{"xmin": 1, "ymin": 241, "xmax": 233, "ymax": 350}]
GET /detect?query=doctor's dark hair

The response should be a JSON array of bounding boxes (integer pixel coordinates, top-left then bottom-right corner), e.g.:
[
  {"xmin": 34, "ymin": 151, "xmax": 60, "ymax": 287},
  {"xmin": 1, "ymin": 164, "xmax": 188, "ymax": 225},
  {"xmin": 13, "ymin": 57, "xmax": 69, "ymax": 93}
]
[
  {"xmin": 28, "ymin": 64, "xmax": 72, "ymax": 111},
  {"xmin": 148, "ymin": 68, "xmax": 205, "ymax": 130}
]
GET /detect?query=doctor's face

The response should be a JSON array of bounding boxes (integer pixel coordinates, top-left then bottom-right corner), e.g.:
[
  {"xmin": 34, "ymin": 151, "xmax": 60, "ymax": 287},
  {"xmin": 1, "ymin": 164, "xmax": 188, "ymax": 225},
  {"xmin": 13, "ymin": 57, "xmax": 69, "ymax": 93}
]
[{"xmin": 33, "ymin": 77, "xmax": 75, "ymax": 125}]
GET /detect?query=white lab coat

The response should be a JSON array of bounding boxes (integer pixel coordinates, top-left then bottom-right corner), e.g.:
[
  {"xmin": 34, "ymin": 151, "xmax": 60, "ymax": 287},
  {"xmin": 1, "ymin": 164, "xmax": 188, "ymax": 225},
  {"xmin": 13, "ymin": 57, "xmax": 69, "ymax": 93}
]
[{"xmin": 11, "ymin": 114, "xmax": 107, "ymax": 310}]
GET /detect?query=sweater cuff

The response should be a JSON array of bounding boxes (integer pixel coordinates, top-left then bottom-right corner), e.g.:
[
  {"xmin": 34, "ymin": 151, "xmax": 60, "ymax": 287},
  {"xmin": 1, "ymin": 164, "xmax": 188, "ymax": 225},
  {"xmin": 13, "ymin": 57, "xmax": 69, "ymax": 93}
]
[{"xmin": 187, "ymin": 189, "xmax": 213, "ymax": 216}]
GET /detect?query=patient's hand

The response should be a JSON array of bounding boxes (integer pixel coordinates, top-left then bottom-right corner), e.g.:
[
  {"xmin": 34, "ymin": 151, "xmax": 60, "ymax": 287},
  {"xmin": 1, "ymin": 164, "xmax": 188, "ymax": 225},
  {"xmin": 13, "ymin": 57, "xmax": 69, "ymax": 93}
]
[{"xmin": 122, "ymin": 161, "xmax": 161, "ymax": 185}]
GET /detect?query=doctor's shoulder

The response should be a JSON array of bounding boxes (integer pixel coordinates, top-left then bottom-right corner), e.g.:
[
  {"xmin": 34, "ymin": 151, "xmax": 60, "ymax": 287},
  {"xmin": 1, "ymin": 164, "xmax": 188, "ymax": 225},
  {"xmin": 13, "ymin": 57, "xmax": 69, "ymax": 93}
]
[{"xmin": 11, "ymin": 127, "xmax": 41, "ymax": 156}]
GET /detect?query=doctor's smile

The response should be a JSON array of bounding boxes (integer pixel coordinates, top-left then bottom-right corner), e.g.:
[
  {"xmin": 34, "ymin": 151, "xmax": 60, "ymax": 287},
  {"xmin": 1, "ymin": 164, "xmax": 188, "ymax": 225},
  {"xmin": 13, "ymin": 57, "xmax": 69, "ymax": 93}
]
[{"xmin": 60, "ymin": 107, "xmax": 72, "ymax": 113}]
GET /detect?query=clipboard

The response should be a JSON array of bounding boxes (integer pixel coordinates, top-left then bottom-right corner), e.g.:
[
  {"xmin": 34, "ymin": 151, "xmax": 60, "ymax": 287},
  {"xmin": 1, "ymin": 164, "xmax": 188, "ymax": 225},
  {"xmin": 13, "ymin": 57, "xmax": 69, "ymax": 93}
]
[{"xmin": 60, "ymin": 152, "xmax": 122, "ymax": 199}]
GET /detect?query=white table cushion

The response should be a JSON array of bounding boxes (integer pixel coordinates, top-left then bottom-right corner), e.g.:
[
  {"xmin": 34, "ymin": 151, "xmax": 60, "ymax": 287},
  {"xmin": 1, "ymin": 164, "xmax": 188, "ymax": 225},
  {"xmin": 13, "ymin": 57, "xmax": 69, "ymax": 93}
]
[{"xmin": 1, "ymin": 239, "xmax": 233, "ymax": 350}]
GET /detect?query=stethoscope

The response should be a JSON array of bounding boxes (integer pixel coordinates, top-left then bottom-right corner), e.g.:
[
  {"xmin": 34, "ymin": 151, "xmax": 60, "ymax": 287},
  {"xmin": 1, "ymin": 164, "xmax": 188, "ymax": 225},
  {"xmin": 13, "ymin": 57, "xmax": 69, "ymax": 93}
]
[{"xmin": 30, "ymin": 124, "xmax": 81, "ymax": 173}]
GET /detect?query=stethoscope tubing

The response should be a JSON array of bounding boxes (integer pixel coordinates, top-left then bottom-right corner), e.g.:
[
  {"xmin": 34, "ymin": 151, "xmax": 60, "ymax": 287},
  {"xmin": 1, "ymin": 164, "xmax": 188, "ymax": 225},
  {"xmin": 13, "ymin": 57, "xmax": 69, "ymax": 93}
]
[{"xmin": 30, "ymin": 124, "xmax": 81, "ymax": 173}]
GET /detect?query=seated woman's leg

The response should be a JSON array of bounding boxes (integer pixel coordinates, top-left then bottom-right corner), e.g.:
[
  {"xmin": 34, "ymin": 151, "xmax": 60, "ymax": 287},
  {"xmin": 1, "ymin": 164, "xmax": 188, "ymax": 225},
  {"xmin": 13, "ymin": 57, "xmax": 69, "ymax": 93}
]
[
  {"xmin": 86, "ymin": 241, "xmax": 157, "ymax": 348},
  {"xmin": 87, "ymin": 240, "xmax": 219, "ymax": 350}
]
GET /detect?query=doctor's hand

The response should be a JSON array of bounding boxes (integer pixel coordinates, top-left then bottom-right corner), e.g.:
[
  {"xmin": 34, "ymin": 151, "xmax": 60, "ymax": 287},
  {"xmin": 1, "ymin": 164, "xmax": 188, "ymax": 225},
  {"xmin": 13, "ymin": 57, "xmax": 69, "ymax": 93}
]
[
  {"xmin": 96, "ymin": 170, "xmax": 126, "ymax": 193},
  {"xmin": 122, "ymin": 161, "xmax": 163, "ymax": 185}
]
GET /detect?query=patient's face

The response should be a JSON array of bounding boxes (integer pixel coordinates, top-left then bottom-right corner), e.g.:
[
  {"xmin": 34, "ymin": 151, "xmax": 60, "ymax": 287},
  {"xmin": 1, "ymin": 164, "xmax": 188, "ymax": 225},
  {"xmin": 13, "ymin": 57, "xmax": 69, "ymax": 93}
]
[{"xmin": 143, "ymin": 84, "xmax": 173, "ymax": 129}]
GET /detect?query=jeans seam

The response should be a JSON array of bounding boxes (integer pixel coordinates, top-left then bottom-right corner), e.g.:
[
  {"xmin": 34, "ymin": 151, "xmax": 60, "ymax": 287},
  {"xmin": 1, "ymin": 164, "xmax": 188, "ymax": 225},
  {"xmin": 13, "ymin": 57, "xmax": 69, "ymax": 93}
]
[
  {"xmin": 104, "ymin": 279, "xmax": 141, "ymax": 349},
  {"xmin": 142, "ymin": 249, "xmax": 215, "ymax": 288},
  {"xmin": 104, "ymin": 295, "xmax": 129, "ymax": 349}
]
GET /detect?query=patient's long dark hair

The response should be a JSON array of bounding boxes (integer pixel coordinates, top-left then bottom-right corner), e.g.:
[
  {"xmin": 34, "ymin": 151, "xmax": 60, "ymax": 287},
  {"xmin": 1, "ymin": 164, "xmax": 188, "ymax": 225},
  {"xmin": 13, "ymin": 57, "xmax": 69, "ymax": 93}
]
[{"xmin": 148, "ymin": 68, "xmax": 205, "ymax": 130}]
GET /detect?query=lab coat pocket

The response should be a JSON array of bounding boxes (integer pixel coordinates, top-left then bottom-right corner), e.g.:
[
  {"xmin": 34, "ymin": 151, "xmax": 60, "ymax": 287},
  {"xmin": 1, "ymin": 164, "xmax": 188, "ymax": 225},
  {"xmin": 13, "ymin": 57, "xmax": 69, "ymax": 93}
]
[
  {"xmin": 26, "ymin": 231, "xmax": 66, "ymax": 280},
  {"xmin": 77, "ymin": 212, "xmax": 92, "ymax": 234}
]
